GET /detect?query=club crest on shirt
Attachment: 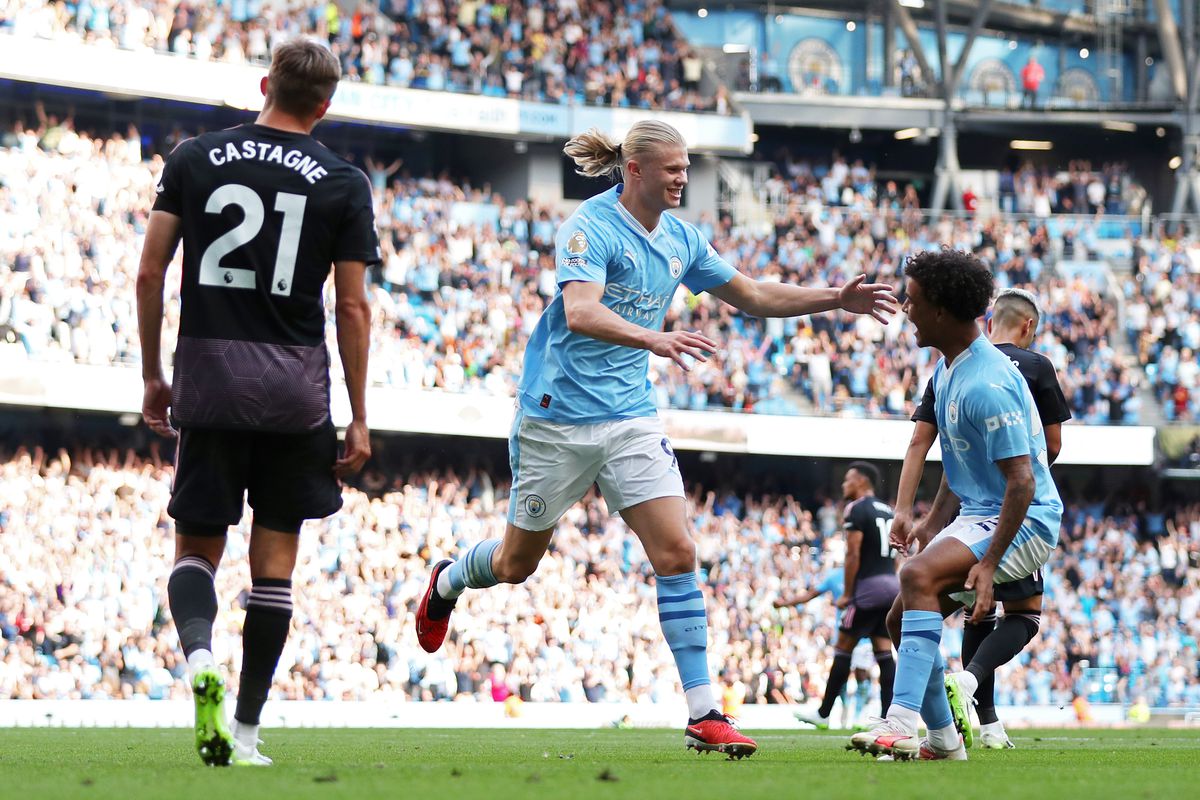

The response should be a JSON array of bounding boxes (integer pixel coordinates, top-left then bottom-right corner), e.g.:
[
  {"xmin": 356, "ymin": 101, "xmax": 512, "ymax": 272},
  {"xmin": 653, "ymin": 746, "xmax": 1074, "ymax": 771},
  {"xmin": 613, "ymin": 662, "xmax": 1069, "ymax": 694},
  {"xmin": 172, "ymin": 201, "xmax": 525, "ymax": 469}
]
[
  {"xmin": 566, "ymin": 231, "xmax": 588, "ymax": 255},
  {"xmin": 669, "ymin": 256, "xmax": 683, "ymax": 278},
  {"xmin": 948, "ymin": 401, "xmax": 959, "ymax": 424}
]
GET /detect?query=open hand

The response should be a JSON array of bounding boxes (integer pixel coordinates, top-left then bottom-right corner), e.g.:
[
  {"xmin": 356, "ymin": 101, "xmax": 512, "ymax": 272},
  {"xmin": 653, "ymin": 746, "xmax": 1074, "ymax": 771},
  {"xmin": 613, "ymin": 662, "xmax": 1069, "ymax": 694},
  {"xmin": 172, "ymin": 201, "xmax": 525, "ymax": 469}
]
[
  {"xmin": 839, "ymin": 274, "xmax": 898, "ymax": 323},
  {"xmin": 650, "ymin": 329, "xmax": 719, "ymax": 372}
]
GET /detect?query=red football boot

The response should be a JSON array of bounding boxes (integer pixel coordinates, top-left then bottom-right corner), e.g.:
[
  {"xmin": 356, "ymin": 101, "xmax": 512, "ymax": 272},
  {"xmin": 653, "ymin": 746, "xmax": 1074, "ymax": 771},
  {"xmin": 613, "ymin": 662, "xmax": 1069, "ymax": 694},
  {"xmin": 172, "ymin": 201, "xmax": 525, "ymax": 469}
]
[
  {"xmin": 415, "ymin": 559, "xmax": 456, "ymax": 653},
  {"xmin": 684, "ymin": 711, "xmax": 757, "ymax": 759}
]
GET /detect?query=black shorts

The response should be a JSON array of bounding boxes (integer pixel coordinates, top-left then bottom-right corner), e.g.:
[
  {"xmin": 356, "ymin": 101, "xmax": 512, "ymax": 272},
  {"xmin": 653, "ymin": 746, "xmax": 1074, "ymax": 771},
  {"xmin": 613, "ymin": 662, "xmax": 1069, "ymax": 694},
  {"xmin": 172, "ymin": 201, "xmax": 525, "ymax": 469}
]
[
  {"xmin": 838, "ymin": 603, "xmax": 891, "ymax": 641},
  {"xmin": 168, "ymin": 424, "xmax": 342, "ymax": 535},
  {"xmin": 993, "ymin": 567, "xmax": 1045, "ymax": 603}
]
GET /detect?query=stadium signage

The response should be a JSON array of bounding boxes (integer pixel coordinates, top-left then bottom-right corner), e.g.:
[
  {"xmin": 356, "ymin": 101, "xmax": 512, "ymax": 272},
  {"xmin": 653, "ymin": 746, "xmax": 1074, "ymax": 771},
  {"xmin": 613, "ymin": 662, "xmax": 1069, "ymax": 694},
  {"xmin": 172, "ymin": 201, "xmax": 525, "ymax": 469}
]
[{"xmin": 0, "ymin": 36, "xmax": 753, "ymax": 153}]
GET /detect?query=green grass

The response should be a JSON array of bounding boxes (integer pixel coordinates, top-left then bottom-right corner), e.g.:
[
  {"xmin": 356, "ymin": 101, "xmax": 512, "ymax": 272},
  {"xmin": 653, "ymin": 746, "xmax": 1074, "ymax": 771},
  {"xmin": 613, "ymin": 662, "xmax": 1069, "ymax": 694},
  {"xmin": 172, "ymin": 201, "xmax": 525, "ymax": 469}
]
[{"xmin": 1, "ymin": 728, "xmax": 1197, "ymax": 800}]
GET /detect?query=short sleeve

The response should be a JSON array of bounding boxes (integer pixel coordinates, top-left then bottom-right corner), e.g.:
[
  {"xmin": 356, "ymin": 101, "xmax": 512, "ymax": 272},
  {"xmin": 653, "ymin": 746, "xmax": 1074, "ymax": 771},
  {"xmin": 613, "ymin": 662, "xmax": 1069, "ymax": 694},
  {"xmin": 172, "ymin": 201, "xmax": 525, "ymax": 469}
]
[
  {"xmin": 912, "ymin": 381, "xmax": 936, "ymax": 424},
  {"xmin": 817, "ymin": 573, "xmax": 839, "ymax": 595},
  {"xmin": 334, "ymin": 170, "xmax": 381, "ymax": 265},
  {"xmin": 151, "ymin": 138, "xmax": 193, "ymax": 216},
  {"xmin": 555, "ymin": 214, "xmax": 612, "ymax": 285},
  {"xmin": 843, "ymin": 504, "xmax": 865, "ymax": 533},
  {"xmin": 1034, "ymin": 358, "xmax": 1072, "ymax": 425},
  {"xmin": 969, "ymin": 378, "xmax": 1034, "ymax": 463},
  {"xmin": 682, "ymin": 231, "xmax": 737, "ymax": 294}
]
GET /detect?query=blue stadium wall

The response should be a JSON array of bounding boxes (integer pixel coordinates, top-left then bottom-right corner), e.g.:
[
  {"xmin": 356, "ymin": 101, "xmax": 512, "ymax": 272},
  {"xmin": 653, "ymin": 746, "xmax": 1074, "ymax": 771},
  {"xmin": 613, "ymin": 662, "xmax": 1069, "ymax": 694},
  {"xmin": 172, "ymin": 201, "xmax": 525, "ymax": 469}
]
[{"xmin": 675, "ymin": 9, "xmax": 1139, "ymax": 103}]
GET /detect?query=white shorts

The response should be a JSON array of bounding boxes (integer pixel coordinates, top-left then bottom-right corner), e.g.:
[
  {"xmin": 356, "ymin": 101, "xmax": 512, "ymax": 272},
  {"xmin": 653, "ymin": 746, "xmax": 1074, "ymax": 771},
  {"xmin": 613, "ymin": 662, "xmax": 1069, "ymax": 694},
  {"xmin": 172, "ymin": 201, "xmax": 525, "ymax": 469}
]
[
  {"xmin": 507, "ymin": 411, "xmax": 685, "ymax": 531},
  {"xmin": 932, "ymin": 514, "xmax": 1055, "ymax": 607}
]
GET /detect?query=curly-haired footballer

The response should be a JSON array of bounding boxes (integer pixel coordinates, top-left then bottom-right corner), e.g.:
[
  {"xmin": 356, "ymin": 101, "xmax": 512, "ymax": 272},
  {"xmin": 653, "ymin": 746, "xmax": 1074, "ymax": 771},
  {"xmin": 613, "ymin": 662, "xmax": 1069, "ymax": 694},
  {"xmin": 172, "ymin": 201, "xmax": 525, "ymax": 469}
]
[{"xmin": 848, "ymin": 249, "xmax": 1063, "ymax": 762}]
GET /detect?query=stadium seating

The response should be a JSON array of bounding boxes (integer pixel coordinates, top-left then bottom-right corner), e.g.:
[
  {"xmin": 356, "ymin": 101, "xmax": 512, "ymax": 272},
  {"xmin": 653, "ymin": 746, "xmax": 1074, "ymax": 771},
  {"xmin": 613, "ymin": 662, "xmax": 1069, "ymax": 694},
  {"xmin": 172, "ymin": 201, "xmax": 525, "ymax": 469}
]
[
  {"xmin": 0, "ymin": 0, "xmax": 722, "ymax": 112},
  {"xmin": 1124, "ymin": 221, "xmax": 1200, "ymax": 423},
  {"xmin": 1, "ymin": 447, "xmax": 1196, "ymax": 709},
  {"xmin": 0, "ymin": 127, "xmax": 1146, "ymax": 422}
]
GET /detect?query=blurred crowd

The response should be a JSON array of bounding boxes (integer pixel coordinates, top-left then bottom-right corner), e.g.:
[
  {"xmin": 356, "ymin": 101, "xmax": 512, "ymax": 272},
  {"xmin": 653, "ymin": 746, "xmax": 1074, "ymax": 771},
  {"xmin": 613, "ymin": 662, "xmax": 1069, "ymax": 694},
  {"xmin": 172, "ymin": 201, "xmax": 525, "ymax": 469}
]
[
  {"xmin": 0, "ymin": 0, "xmax": 725, "ymax": 113},
  {"xmin": 761, "ymin": 152, "xmax": 1144, "ymax": 222},
  {"xmin": 1124, "ymin": 221, "xmax": 1200, "ymax": 423},
  {"xmin": 0, "ymin": 124, "xmax": 1146, "ymax": 422},
  {"xmin": 1, "ymin": 446, "xmax": 1197, "ymax": 711}
]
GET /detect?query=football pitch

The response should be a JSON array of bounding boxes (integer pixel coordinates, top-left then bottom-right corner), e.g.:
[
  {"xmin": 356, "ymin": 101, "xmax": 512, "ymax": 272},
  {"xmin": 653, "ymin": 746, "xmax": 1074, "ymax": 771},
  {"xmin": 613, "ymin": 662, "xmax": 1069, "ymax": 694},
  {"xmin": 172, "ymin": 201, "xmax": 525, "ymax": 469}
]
[{"xmin": 2, "ymin": 728, "xmax": 1198, "ymax": 800}]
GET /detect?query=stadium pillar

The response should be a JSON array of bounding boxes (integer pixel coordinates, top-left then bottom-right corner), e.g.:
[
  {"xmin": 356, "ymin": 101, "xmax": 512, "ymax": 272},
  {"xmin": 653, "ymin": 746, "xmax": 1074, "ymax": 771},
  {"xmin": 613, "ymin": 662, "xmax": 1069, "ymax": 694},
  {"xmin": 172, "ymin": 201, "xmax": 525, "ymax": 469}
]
[
  {"xmin": 883, "ymin": 2, "xmax": 896, "ymax": 89},
  {"xmin": 930, "ymin": 109, "xmax": 961, "ymax": 215},
  {"xmin": 950, "ymin": 0, "xmax": 994, "ymax": 93},
  {"xmin": 930, "ymin": 0, "xmax": 990, "ymax": 217},
  {"xmin": 863, "ymin": 14, "xmax": 873, "ymax": 93},
  {"xmin": 1135, "ymin": 34, "xmax": 1148, "ymax": 103},
  {"xmin": 1171, "ymin": 26, "xmax": 1200, "ymax": 215},
  {"xmin": 892, "ymin": 0, "xmax": 936, "ymax": 95},
  {"xmin": 1152, "ymin": 0, "xmax": 1188, "ymax": 103},
  {"xmin": 934, "ymin": 0, "xmax": 949, "ymax": 96}
]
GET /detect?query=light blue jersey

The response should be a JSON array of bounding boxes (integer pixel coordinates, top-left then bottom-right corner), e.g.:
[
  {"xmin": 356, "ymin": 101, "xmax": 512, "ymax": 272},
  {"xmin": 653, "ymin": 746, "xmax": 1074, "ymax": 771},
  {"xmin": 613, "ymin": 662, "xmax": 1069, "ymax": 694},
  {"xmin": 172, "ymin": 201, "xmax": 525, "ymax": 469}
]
[
  {"xmin": 816, "ymin": 570, "xmax": 845, "ymax": 599},
  {"xmin": 816, "ymin": 569, "xmax": 846, "ymax": 627},
  {"xmin": 518, "ymin": 184, "xmax": 738, "ymax": 423},
  {"xmin": 931, "ymin": 335, "xmax": 1064, "ymax": 544}
]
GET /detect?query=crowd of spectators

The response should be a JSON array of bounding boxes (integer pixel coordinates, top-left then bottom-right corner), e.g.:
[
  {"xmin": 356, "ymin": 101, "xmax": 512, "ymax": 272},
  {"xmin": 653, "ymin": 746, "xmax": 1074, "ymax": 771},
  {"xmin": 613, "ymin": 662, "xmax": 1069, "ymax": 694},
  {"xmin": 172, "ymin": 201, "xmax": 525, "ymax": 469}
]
[
  {"xmin": 1, "ymin": 445, "xmax": 1197, "ymax": 711},
  {"xmin": 996, "ymin": 160, "xmax": 1143, "ymax": 218},
  {"xmin": 748, "ymin": 149, "xmax": 1140, "ymax": 422},
  {"xmin": 762, "ymin": 152, "xmax": 1144, "ymax": 221},
  {"xmin": 1124, "ymin": 222, "xmax": 1200, "ymax": 423},
  {"xmin": 0, "ymin": 122, "xmax": 1147, "ymax": 423},
  {"xmin": 0, "ymin": 0, "xmax": 724, "ymax": 113}
]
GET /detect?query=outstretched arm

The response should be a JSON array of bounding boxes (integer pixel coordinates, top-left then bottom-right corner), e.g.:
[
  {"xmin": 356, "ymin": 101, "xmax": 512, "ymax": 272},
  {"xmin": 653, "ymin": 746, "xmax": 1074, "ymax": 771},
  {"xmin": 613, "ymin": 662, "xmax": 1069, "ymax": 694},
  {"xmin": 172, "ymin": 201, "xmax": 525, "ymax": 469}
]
[
  {"xmin": 709, "ymin": 272, "xmax": 896, "ymax": 322},
  {"xmin": 774, "ymin": 588, "xmax": 821, "ymax": 608}
]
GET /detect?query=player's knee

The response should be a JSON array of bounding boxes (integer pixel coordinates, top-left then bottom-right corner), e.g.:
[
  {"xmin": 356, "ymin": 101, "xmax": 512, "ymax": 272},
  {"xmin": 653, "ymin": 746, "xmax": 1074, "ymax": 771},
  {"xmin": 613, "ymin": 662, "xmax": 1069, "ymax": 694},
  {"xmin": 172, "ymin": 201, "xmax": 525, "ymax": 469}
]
[
  {"xmin": 898, "ymin": 559, "xmax": 932, "ymax": 594},
  {"xmin": 654, "ymin": 539, "xmax": 696, "ymax": 575},
  {"xmin": 492, "ymin": 553, "xmax": 539, "ymax": 584}
]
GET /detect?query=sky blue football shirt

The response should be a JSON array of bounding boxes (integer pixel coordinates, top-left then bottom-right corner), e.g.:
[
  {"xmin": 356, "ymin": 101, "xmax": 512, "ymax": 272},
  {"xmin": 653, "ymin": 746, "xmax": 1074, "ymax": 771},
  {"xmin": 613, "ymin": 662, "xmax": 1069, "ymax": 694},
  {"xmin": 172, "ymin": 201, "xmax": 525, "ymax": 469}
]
[
  {"xmin": 931, "ymin": 335, "xmax": 1064, "ymax": 544},
  {"xmin": 518, "ymin": 184, "xmax": 738, "ymax": 423}
]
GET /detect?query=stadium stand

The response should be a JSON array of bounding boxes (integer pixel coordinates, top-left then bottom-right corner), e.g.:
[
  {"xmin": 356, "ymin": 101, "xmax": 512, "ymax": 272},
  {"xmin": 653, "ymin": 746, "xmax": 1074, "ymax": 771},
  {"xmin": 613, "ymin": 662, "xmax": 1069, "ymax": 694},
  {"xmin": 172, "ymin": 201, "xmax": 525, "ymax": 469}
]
[
  {"xmin": 1124, "ymin": 221, "xmax": 1200, "ymax": 423},
  {"xmin": 1, "ymin": 446, "xmax": 1197, "ymax": 709},
  {"xmin": 0, "ymin": 0, "xmax": 724, "ymax": 112},
  {"xmin": 0, "ymin": 124, "xmax": 1146, "ymax": 422}
]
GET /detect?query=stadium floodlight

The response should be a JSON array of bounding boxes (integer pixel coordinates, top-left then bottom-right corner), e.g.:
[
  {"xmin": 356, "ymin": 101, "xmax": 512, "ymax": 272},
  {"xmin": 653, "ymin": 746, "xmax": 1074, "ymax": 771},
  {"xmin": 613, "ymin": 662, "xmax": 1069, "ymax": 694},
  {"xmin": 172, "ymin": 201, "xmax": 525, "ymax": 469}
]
[
  {"xmin": 1102, "ymin": 121, "xmax": 1137, "ymax": 133},
  {"xmin": 1169, "ymin": 156, "xmax": 1183, "ymax": 169},
  {"xmin": 898, "ymin": 0, "xmax": 925, "ymax": 7},
  {"xmin": 698, "ymin": 7, "xmax": 708, "ymax": 17},
  {"xmin": 1010, "ymin": 140, "xmax": 1053, "ymax": 150},
  {"xmin": 894, "ymin": 128, "xmax": 922, "ymax": 140}
]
